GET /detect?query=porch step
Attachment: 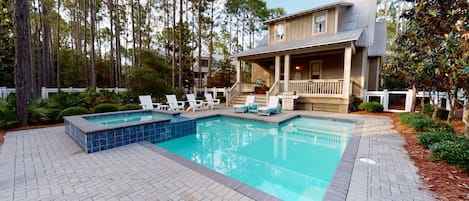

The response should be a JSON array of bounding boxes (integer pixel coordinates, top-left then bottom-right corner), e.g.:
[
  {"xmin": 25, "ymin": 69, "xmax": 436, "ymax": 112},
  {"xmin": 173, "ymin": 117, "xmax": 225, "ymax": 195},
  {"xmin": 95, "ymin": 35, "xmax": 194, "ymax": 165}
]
[{"xmin": 231, "ymin": 93, "xmax": 267, "ymax": 106}]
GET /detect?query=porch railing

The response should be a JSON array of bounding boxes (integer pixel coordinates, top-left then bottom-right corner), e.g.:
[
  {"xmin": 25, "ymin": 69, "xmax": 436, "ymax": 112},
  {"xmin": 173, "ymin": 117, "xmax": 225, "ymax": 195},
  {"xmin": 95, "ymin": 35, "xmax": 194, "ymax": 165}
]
[
  {"xmin": 226, "ymin": 82, "xmax": 240, "ymax": 105},
  {"xmin": 279, "ymin": 79, "xmax": 344, "ymax": 97}
]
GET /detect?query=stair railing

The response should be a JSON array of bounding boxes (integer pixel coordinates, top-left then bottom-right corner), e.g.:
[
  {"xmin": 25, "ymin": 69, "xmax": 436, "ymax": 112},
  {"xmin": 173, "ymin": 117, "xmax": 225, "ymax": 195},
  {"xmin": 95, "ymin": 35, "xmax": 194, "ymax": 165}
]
[{"xmin": 227, "ymin": 82, "xmax": 240, "ymax": 106}]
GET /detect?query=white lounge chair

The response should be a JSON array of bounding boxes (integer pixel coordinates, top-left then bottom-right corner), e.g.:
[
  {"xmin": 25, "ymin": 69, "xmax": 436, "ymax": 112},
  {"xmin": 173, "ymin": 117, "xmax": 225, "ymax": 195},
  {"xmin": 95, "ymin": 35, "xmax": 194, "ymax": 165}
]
[
  {"xmin": 233, "ymin": 95, "xmax": 256, "ymax": 113},
  {"xmin": 186, "ymin": 94, "xmax": 205, "ymax": 112},
  {"xmin": 138, "ymin": 95, "xmax": 160, "ymax": 110},
  {"xmin": 257, "ymin": 96, "xmax": 281, "ymax": 116},
  {"xmin": 204, "ymin": 93, "xmax": 220, "ymax": 110},
  {"xmin": 165, "ymin": 94, "xmax": 185, "ymax": 111}
]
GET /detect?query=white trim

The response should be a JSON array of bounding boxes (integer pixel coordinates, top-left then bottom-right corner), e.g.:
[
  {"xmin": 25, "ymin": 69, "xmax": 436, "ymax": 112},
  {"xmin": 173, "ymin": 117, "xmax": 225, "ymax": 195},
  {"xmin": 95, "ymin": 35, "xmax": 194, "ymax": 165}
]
[
  {"xmin": 334, "ymin": 7, "xmax": 339, "ymax": 33},
  {"xmin": 309, "ymin": 60, "xmax": 323, "ymax": 79},
  {"xmin": 313, "ymin": 11, "xmax": 328, "ymax": 35}
]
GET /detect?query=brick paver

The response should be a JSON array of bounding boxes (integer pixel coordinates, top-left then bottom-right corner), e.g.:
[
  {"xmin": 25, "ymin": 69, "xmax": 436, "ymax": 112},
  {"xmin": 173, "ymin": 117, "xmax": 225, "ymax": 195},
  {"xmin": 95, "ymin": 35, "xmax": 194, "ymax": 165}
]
[
  {"xmin": 0, "ymin": 109, "xmax": 434, "ymax": 201},
  {"xmin": 0, "ymin": 126, "xmax": 252, "ymax": 200}
]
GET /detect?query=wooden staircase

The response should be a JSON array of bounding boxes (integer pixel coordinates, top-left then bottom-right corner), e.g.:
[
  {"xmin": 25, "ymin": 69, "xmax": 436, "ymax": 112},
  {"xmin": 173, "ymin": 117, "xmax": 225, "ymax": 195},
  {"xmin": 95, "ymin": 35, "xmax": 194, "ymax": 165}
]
[{"xmin": 231, "ymin": 93, "xmax": 267, "ymax": 106}]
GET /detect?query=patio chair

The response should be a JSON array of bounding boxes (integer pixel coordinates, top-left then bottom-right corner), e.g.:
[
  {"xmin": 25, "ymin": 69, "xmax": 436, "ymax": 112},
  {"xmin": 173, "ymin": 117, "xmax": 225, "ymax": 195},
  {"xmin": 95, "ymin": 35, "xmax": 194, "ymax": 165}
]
[
  {"xmin": 204, "ymin": 93, "xmax": 220, "ymax": 110},
  {"xmin": 186, "ymin": 94, "xmax": 205, "ymax": 112},
  {"xmin": 257, "ymin": 96, "xmax": 281, "ymax": 116},
  {"xmin": 233, "ymin": 95, "xmax": 256, "ymax": 113},
  {"xmin": 138, "ymin": 95, "xmax": 160, "ymax": 110},
  {"xmin": 165, "ymin": 94, "xmax": 185, "ymax": 111}
]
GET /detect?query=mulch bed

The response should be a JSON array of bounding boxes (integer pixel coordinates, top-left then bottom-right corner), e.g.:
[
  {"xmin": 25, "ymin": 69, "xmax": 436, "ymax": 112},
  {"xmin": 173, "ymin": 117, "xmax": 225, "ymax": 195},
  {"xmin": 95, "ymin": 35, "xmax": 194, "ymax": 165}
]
[{"xmin": 352, "ymin": 111, "xmax": 469, "ymax": 200}]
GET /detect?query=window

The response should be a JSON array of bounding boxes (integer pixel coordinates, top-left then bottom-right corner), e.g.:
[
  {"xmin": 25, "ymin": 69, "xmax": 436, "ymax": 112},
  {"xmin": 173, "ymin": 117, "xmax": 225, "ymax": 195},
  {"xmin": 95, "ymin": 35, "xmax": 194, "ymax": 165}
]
[
  {"xmin": 310, "ymin": 61, "xmax": 322, "ymax": 79},
  {"xmin": 313, "ymin": 12, "xmax": 327, "ymax": 33},
  {"xmin": 200, "ymin": 59, "xmax": 208, "ymax": 67},
  {"xmin": 275, "ymin": 22, "xmax": 285, "ymax": 40}
]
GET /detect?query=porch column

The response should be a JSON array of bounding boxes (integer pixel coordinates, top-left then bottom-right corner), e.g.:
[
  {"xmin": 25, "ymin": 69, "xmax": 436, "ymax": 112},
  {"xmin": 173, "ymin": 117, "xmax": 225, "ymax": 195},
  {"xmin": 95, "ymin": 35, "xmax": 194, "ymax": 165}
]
[
  {"xmin": 284, "ymin": 54, "xmax": 290, "ymax": 92},
  {"xmin": 343, "ymin": 47, "xmax": 352, "ymax": 99},
  {"xmin": 275, "ymin": 56, "xmax": 280, "ymax": 82},
  {"xmin": 236, "ymin": 60, "xmax": 241, "ymax": 83}
]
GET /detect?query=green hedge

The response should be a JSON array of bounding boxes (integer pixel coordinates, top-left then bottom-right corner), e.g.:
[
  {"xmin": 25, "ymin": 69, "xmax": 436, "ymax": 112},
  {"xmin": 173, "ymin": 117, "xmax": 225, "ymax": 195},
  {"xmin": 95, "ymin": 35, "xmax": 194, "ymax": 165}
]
[
  {"xmin": 119, "ymin": 104, "xmax": 142, "ymax": 111},
  {"xmin": 358, "ymin": 101, "xmax": 384, "ymax": 112},
  {"xmin": 399, "ymin": 112, "xmax": 453, "ymax": 132},
  {"xmin": 93, "ymin": 103, "xmax": 119, "ymax": 113},
  {"xmin": 429, "ymin": 139, "xmax": 469, "ymax": 170},
  {"xmin": 56, "ymin": 107, "xmax": 89, "ymax": 122},
  {"xmin": 418, "ymin": 132, "xmax": 463, "ymax": 149}
]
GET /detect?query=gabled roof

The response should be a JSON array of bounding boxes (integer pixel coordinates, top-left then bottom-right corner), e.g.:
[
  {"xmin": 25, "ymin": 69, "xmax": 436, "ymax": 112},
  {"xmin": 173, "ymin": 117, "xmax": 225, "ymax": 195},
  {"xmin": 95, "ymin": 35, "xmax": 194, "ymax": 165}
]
[
  {"xmin": 233, "ymin": 28, "xmax": 363, "ymax": 58},
  {"xmin": 265, "ymin": 1, "xmax": 353, "ymax": 24}
]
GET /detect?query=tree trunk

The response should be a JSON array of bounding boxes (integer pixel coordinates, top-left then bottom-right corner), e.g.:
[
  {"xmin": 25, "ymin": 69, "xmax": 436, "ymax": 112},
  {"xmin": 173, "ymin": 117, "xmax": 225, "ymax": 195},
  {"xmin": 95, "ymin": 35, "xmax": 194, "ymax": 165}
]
[
  {"xmin": 446, "ymin": 90, "xmax": 455, "ymax": 124},
  {"xmin": 115, "ymin": 0, "xmax": 121, "ymax": 86},
  {"xmin": 411, "ymin": 83, "xmax": 416, "ymax": 112},
  {"xmin": 90, "ymin": 0, "xmax": 97, "ymax": 87},
  {"xmin": 171, "ymin": 0, "xmax": 176, "ymax": 88},
  {"xmin": 83, "ymin": 0, "xmax": 89, "ymax": 86},
  {"xmin": 430, "ymin": 91, "xmax": 439, "ymax": 120},
  {"xmin": 109, "ymin": 0, "xmax": 115, "ymax": 87},
  {"xmin": 13, "ymin": 0, "xmax": 33, "ymax": 126},
  {"xmin": 41, "ymin": 0, "xmax": 52, "ymax": 87},
  {"xmin": 420, "ymin": 88, "xmax": 425, "ymax": 113},
  {"xmin": 463, "ymin": 98, "xmax": 468, "ymax": 137},
  {"xmin": 131, "ymin": 0, "xmax": 136, "ymax": 68},
  {"xmin": 56, "ymin": 0, "xmax": 61, "ymax": 89},
  {"xmin": 178, "ymin": 0, "xmax": 183, "ymax": 90},
  {"xmin": 137, "ymin": 0, "xmax": 141, "ymax": 65},
  {"xmin": 207, "ymin": 0, "xmax": 213, "ymax": 82},
  {"xmin": 197, "ymin": 0, "xmax": 202, "ymax": 88}
]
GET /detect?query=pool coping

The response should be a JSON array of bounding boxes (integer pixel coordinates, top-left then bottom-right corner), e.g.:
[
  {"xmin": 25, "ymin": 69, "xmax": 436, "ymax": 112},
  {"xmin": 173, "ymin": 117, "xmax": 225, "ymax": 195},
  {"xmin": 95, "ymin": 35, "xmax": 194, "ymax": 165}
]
[{"xmin": 141, "ymin": 112, "xmax": 364, "ymax": 201}]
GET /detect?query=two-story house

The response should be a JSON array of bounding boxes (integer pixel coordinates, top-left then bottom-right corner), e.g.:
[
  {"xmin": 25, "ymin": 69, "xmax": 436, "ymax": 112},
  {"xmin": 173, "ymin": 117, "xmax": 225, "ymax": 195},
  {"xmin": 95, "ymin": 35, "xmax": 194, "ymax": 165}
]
[
  {"xmin": 193, "ymin": 54, "xmax": 236, "ymax": 87},
  {"xmin": 231, "ymin": 0, "xmax": 386, "ymax": 113}
]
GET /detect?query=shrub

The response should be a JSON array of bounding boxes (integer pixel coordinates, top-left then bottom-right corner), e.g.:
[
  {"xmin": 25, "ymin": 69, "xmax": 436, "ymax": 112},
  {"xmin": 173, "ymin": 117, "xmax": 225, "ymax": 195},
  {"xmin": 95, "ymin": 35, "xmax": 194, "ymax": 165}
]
[
  {"xmin": 216, "ymin": 96, "xmax": 226, "ymax": 102},
  {"xmin": 423, "ymin": 104, "xmax": 434, "ymax": 115},
  {"xmin": 428, "ymin": 121, "xmax": 454, "ymax": 133},
  {"xmin": 358, "ymin": 101, "xmax": 384, "ymax": 112},
  {"xmin": 409, "ymin": 117, "xmax": 435, "ymax": 131},
  {"xmin": 28, "ymin": 98, "xmax": 60, "ymax": 125},
  {"xmin": 436, "ymin": 108, "xmax": 449, "ymax": 119},
  {"xmin": 400, "ymin": 112, "xmax": 424, "ymax": 125},
  {"xmin": 48, "ymin": 92, "xmax": 83, "ymax": 110},
  {"xmin": 430, "ymin": 139, "xmax": 469, "ymax": 170},
  {"xmin": 56, "ymin": 107, "xmax": 89, "ymax": 122},
  {"xmin": 93, "ymin": 103, "xmax": 119, "ymax": 113},
  {"xmin": 399, "ymin": 112, "xmax": 453, "ymax": 132},
  {"xmin": 418, "ymin": 132, "xmax": 462, "ymax": 149},
  {"xmin": 119, "ymin": 104, "xmax": 142, "ymax": 111},
  {"xmin": 0, "ymin": 94, "xmax": 18, "ymax": 129}
]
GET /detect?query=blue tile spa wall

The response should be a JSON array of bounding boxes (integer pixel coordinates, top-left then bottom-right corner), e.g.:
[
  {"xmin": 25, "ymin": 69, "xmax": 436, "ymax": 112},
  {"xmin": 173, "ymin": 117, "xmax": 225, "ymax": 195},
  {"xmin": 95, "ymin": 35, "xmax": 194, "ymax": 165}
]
[{"xmin": 65, "ymin": 116, "xmax": 196, "ymax": 153}]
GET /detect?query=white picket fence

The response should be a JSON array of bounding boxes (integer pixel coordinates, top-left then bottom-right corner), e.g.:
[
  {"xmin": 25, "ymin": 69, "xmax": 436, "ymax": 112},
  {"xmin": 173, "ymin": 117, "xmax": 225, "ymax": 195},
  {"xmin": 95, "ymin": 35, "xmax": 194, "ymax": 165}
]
[
  {"xmin": 364, "ymin": 89, "xmax": 466, "ymax": 112},
  {"xmin": 0, "ymin": 87, "xmax": 128, "ymax": 99},
  {"xmin": 193, "ymin": 87, "xmax": 228, "ymax": 97}
]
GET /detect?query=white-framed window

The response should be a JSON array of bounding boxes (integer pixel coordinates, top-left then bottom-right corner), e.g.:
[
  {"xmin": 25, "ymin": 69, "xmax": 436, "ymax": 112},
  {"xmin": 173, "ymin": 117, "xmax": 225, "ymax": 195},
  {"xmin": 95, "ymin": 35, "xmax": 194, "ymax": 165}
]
[
  {"xmin": 313, "ymin": 12, "xmax": 327, "ymax": 34},
  {"xmin": 275, "ymin": 22, "xmax": 285, "ymax": 41}
]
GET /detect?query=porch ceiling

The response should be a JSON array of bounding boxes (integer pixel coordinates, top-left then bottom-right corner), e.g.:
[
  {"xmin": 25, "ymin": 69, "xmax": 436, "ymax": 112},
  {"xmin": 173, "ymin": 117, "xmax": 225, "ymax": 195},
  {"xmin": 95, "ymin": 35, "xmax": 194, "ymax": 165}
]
[{"xmin": 234, "ymin": 28, "xmax": 363, "ymax": 61}]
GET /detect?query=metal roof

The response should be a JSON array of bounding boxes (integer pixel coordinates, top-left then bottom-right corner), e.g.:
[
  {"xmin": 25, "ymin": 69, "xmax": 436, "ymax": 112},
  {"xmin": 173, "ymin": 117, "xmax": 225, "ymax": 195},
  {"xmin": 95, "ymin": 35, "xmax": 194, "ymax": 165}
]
[
  {"xmin": 264, "ymin": 1, "xmax": 353, "ymax": 24},
  {"xmin": 233, "ymin": 28, "xmax": 363, "ymax": 58},
  {"xmin": 368, "ymin": 20, "xmax": 386, "ymax": 56},
  {"xmin": 339, "ymin": 0, "xmax": 378, "ymax": 47}
]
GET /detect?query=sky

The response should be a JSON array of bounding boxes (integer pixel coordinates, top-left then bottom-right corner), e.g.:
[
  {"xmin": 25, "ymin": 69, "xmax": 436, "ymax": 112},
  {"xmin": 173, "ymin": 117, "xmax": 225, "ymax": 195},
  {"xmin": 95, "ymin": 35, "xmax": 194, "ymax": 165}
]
[{"xmin": 266, "ymin": 0, "xmax": 334, "ymax": 14}]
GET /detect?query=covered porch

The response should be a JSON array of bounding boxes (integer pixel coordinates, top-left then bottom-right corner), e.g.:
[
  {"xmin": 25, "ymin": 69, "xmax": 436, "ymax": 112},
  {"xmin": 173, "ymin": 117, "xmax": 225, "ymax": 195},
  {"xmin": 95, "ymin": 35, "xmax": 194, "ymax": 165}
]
[{"xmin": 231, "ymin": 41, "xmax": 364, "ymax": 113}]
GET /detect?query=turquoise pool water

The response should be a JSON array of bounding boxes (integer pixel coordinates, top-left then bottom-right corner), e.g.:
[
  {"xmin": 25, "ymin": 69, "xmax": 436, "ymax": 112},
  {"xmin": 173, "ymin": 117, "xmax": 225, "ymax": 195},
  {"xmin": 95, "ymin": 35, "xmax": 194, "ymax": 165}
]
[
  {"xmin": 157, "ymin": 116, "xmax": 355, "ymax": 201},
  {"xmin": 86, "ymin": 112, "xmax": 174, "ymax": 127}
]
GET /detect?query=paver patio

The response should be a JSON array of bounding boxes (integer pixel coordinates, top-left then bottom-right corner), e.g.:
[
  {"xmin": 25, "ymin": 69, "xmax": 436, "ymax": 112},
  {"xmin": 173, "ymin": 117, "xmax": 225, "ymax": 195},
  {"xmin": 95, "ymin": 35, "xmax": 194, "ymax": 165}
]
[{"xmin": 0, "ymin": 109, "xmax": 434, "ymax": 200}]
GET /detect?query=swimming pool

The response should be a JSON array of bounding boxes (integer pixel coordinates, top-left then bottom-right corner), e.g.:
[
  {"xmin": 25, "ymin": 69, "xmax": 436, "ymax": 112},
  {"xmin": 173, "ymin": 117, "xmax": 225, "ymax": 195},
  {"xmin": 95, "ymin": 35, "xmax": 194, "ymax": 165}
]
[
  {"xmin": 157, "ymin": 116, "xmax": 355, "ymax": 201},
  {"xmin": 86, "ymin": 111, "xmax": 175, "ymax": 127}
]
